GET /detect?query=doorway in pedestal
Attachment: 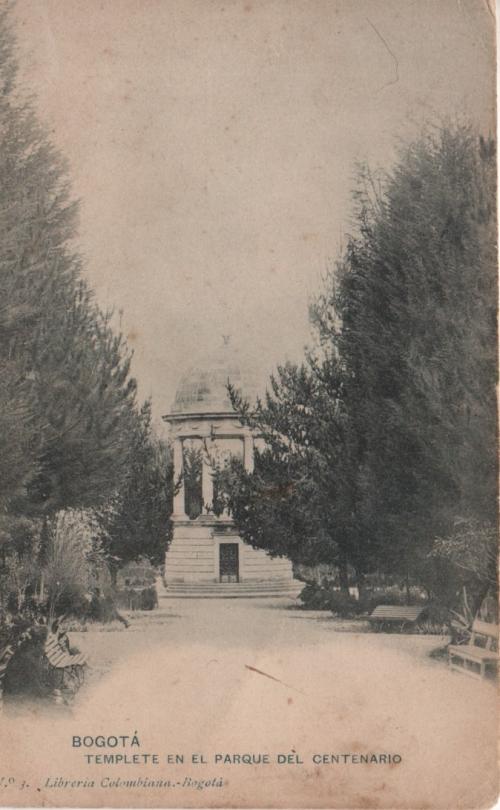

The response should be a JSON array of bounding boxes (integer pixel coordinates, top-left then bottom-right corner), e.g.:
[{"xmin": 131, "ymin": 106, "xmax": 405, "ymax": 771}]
[{"xmin": 219, "ymin": 543, "xmax": 239, "ymax": 583}]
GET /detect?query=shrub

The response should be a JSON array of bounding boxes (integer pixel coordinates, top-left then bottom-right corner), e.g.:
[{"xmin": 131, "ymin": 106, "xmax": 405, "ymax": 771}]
[
  {"xmin": 414, "ymin": 603, "xmax": 451, "ymax": 635},
  {"xmin": 2, "ymin": 625, "xmax": 55, "ymax": 701},
  {"xmin": 299, "ymin": 584, "xmax": 363, "ymax": 616},
  {"xmin": 44, "ymin": 509, "xmax": 108, "ymax": 622},
  {"xmin": 427, "ymin": 519, "xmax": 497, "ymax": 613},
  {"xmin": 115, "ymin": 585, "xmax": 158, "ymax": 611},
  {"xmin": 299, "ymin": 583, "xmax": 333, "ymax": 610},
  {"xmin": 140, "ymin": 586, "xmax": 158, "ymax": 610},
  {"xmin": 299, "ymin": 581, "xmax": 433, "ymax": 621},
  {"xmin": 361, "ymin": 585, "xmax": 427, "ymax": 614},
  {"xmin": 53, "ymin": 585, "xmax": 92, "ymax": 618},
  {"xmin": 327, "ymin": 592, "xmax": 363, "ymax": 618}
]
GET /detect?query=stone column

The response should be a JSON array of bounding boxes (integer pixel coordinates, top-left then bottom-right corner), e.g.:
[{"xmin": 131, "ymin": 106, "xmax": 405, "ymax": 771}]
[
  {"xmin": 243, "ymin": 433, "xmax": 254, "ymax": 473},
  {"xmin": 202, "ymin": 455, "xmax": 214, "ymax": 513},
  {"xmin": 172, "ymin": 437, "xmax": 186, "ymax": 518}
]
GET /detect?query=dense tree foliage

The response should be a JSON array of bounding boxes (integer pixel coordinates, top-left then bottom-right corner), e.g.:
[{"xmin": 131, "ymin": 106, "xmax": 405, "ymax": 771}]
[
  {"xmin": 0, "ymin": 4, "xmax": 138, "ymax": 520},
  {"xmin": 104, "ymin": 401, "xmax": 173, "ymax": 568},
  {"xmin": 218, "ymin": 125, "xmax": 497, "ymax": 603},
  {"xmin": 0, "ymin": 4, "xmax": 171, "ymax": 622},
  {"xmin": 327, "ymin": 127, "xmax": 497, "ymax": 589},
  {"xmin": 0, "ymin": 1, "xmax": 72, "ymax": 515}
]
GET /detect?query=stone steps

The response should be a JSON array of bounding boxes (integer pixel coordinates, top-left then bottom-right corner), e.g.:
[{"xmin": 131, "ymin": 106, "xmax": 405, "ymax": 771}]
[{"xmin": 161, "ymin": 579, "xmax": 303, "ymax": 599}]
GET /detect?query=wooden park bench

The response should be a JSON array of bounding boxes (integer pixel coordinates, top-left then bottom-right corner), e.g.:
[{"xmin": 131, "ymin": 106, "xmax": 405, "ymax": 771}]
[
  {"xmin": 368, "ymin": 604, "xmax": 426, "ymax": 631},
  {"xmin": 0, "ymin": 624, "xmax": 88, "ymax": 707},
  {"xmin": 448, "ymin": 619, "xmax": 498, "ymax": 679},
  {"xmin": 44, "ymin": 632, "xmax": 88, "ymax": 698},
  {"xmin": 44, "ymin": 632, "xmax": 87, "ymax": 669}
]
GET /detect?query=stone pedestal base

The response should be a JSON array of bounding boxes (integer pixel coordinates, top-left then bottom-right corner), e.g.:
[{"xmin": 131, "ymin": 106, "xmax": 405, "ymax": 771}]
[{"xmin": 164, "ymin": 516, "xmax": 295, "ymax": 595}]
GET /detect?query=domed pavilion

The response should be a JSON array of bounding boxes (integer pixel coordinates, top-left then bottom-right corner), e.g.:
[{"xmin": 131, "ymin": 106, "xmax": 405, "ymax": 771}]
[{"xmin": 162, "ymin": 339, "xmax": 298, "ymax": 597}]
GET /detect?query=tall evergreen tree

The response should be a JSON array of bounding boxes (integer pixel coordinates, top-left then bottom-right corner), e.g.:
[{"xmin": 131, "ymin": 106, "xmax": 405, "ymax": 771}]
[
  {"xmin": 218, "ymin": 125, "xmax": 497, "ymax": 599},
  {"xmin": 217, "ymin": 362, "xmax": 364, "ymax": 594},
  {"xmin": 27, "ymin": 283, "xmax": 137, "ymax": 513},
  {"xmin": 0, "ymin": 3, "xmax": 166, "ymax": 618},
  {"xmin": 328, "ymin": 126, "xmax": 497, "ymax": 585},
  {"xmin": 0, "ymin": 1, "xmax": 75, "ymax": 516},
  {"xmin": 104, "ymin": 401, "xmax": 173, "ymax": 568},
  {"xmin": 0, "ymin": 2, "xmax": 138, "ymax": 522}
]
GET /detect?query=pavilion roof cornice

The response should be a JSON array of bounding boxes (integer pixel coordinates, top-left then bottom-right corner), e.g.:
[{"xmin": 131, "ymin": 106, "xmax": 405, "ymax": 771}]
[{"xmin": 162, "ymin": 410, "xmax": 239, "ymax": 423}]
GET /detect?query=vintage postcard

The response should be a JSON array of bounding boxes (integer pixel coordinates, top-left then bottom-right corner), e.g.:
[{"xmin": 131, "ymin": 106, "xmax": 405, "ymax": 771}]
[{"xmin": 0, "ymin": 0, "xmax": 497, "ymax": 808}]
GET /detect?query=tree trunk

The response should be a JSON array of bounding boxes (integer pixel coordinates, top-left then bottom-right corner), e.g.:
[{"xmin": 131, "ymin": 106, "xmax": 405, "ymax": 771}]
[
  {"xmin": 355, "ymin": 569, "xmax": 366, "ymax": 602},
  {"xmin": 338, "ymin": 555, "xmax": 350, "ymax": 598},
  {"xmin": 110, "ymin": 565, "xmax": 118, "ymax": 588},
  {"xmin": 38, "ymin": 515, "xmax": 51, "ymax": 604},
  {"xmin": 405, "ymin": 573, "xmax": 411, "ymax": 605},
  {"xmin": 38, "ymin": 571, "xmax": 45, "ymax": 604}
]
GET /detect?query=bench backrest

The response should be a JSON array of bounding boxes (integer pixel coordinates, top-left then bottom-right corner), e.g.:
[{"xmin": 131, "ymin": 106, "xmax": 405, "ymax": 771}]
[
  {"xmin": 370, "ymin": 605, "xmax": 424, "ymax": 621},
  {"xmin": 471, "ymin": 619, "xmax": 498, "ymax": 638},
  {"xmin": 471, "ymin": 619, "xmax": 498, "ymax": 649},
  {"xmin": 44, "ymin": 634, "xmax": 71, "ymax": 667}
]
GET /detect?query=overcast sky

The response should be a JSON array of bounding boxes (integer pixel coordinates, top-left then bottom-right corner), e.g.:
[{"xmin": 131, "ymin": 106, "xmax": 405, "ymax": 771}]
[{"xmin": 14, "ymin": 0, "xmax": 494, "ymax": 429}]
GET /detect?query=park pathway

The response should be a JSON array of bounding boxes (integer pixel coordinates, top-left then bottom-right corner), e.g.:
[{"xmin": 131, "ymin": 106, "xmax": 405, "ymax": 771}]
[{"xmin": 0, "ymin": 596, "xmax": 496, "ymax": 808}]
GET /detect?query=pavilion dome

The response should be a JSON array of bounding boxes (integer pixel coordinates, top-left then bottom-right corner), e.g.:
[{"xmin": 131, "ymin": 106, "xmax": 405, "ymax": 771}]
[{"xmin": 170, "ymin": 339, "xmax": 259, "ymax": 416}]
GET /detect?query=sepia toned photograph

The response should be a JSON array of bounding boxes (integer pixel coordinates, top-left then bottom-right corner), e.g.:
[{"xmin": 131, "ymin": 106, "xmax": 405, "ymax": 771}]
[{"xmin": 0, "ymin": 0, "xmax": 497, "ymax": 808}]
